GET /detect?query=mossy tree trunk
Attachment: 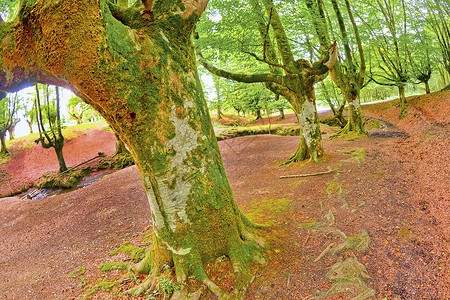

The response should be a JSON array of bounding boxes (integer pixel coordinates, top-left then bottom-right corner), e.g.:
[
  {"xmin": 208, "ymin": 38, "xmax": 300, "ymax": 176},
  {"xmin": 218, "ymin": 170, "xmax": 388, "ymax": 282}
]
[
  {"xmin": 0, "ymin": 131, "xmax": 8, "ymax": 154},
  {"xmin": 0, "ymin": 0, "xmax": 264, "ymax": 297},
  {"xmin": 54, "ymin": 140, "xmax": 67, "ymax": 173}
]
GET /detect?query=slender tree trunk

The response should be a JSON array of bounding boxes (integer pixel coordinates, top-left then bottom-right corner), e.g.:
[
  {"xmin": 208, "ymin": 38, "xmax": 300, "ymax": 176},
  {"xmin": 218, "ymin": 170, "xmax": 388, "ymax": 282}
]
[
  {"xmin": 7, "ymin": 128, "xmax": 14, "ymax": 140},
  {"xmin": 0, "ymin": 132, "xmax": 9, "ymax": 155},
  {"xmin": 398, "ymin": 85, "xmax": 407, "ymax": 118},
  {"xmin": 55, "ymin": 143, "xmax": 68, "ymax": 173},
  {"xmin": 278, "ymin": 108, "xmax": 285, "ymax": 119},
  {"xmin": 217, "ymin": 106, "xmax": 222, "ymax": 119},
  {"xmin": 424, "ymin": 80, "xmax": 431, "ymax": 94}
]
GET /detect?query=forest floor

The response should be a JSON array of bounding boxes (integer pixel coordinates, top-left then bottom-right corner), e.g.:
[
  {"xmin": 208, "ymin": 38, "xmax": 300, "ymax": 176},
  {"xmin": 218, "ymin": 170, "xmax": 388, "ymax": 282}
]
[{"xmin": 0, "ymin": 91, "xmax": 448, "ymax": 299}]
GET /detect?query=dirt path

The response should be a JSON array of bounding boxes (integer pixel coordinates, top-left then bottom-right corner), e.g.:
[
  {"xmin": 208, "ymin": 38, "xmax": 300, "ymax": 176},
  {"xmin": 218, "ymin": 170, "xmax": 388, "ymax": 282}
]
[{"xmin": 0, "ymin": 93, "xmax": 448, "ymax": 299}]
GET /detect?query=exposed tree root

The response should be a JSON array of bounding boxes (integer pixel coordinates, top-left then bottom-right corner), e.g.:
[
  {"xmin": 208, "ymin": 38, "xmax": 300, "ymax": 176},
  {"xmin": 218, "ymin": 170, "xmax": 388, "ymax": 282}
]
[
  {"xmin": 96, "ymin": 221, "xmax": 267, "ymax": 299},
  {"xmin": 330, "ymin": 120, "xmax": 367, "ymax": 139},
  {"xmin": 278, "ymin": 139, "xmax": 322, "ymax": 166}
]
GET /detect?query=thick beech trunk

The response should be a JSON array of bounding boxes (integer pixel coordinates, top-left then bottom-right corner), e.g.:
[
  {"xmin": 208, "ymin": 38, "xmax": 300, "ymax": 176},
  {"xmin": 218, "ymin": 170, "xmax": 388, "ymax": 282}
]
[
  {"xmin": 344, "ymin": 94, "xmax": 365, "ymax": 134},
  {"xmin": 283, "ymin": 94, "xmax": 323, "ymax": 164},
  {"xmin": 0, "ymin": 0, "xmax": 263, "ymax": 296}
]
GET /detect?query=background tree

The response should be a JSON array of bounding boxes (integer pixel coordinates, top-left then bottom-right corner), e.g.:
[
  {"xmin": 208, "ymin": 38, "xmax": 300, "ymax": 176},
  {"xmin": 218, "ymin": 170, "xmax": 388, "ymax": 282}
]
[
  {"xmin": 23, "ymin": 101, "xmax": 36, "ymax": 134},
  {"xmin": 198, "ymin": 0, "xmax": 337, "ymax": 163},
  {"xmin": 0, "ymin": 0, "xmax": 266, "ymax": 297},
  {"xmin": 67, "ymin": 96, "xmax": 93, "ymax": 125},
  {"xmin": 322, "ymin": 0, "xmax": 367, "ymax": 134},
  {"xmin": 427, "ymin": 0, "xmax": 450, "ymax": 90},
  {"xmin": 408, "ymin": 32, "xmax": 433, "ymax": 94},
  {"xmin": 6, "ymin": 117, "xmax": 19, "ymax": 140},
  {"xmin": 34, "ymin": 85, "xmax": 67, "ymax": 173},
  {"xmin": 363, "ymin": 0, "xmax": 411, "ymax": 118},
  {"xmin": 0, "ymin": 92, "xmax": 19, "ymax": 155}
]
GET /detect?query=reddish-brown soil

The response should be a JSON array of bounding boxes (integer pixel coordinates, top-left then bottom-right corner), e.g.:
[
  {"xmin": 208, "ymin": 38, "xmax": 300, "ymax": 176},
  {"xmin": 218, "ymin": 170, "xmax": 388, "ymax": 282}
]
[{"xmin": 0, "ymin": 91, "xmax": 448, "ymax": 299}]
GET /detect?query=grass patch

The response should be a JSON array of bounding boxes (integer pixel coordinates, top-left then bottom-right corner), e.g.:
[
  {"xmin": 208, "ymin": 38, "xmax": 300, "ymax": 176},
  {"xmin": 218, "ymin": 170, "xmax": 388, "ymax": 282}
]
[
  {"xmin": 243, "ymin": 198, "xmax": 292, "ymax": 225},
  {"xmin": 340, "ymin": 148, "xmax": 366, "ymax": 163},
  {"xmin": 85, "ymin": 279, "xmax": 118, "ymax": 299},
  {"xmin": 62, "ymin": 267, "xmax": 86, "ymax": 278},
  {"xmin": 99, "ymin": 262, "xmax": 128, "ymax": 272},
  {"xmin": 109, "ymin": 242, "xmax": 147, "ymax": 261},
  {"xmin": 364, "ymin": 119, "xmax": 381, "ymax": 130}
]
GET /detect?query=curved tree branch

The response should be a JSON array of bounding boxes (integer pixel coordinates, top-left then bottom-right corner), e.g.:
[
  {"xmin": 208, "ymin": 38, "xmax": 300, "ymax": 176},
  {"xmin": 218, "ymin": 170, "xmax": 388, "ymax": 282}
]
[{"xmin": 197, "ymin": 53, "xmax": 288, "ymax": 86}]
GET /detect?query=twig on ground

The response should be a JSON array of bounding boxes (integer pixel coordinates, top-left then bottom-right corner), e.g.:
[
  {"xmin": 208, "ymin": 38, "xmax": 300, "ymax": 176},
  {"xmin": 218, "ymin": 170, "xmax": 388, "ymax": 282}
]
[{"xmin": 279, "ymin": 168, "xmax": 338, "ymax": 179}]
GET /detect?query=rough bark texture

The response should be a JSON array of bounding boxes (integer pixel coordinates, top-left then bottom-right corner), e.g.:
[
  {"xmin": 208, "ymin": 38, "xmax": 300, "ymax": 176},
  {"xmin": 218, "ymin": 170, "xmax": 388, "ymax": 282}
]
[{"xmin": 0, "ymin": 0, "xmax": 263, "ymax": 297}]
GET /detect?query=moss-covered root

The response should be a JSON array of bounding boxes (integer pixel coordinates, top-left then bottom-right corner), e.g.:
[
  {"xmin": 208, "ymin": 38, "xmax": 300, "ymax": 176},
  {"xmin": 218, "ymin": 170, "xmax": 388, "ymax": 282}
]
[
  {"xmin": 126, "ymin": 235, "xmax": 264, "ymax": 299},
  {"xmin": 333, "ymin": 121, "xmax": 367, "ymax": 137},
  {"xmin": 279, "ymin": 138, "xmax": 322, "ymax": 166}
]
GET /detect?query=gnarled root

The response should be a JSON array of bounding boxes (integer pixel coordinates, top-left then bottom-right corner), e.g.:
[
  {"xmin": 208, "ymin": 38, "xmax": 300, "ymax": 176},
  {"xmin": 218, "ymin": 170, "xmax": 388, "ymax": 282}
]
[
  {"xmin": 279, "ymin": 140, "xmax": 322, "ymax": 166},
  {"xmin": 119, "ymin": 227, "xmax": 266, "ymax": 299}
]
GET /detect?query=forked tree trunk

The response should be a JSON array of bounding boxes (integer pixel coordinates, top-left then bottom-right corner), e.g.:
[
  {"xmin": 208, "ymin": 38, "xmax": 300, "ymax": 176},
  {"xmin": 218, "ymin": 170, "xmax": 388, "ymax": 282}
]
[
  {"xmin": 26, "ymin": 120, "xmax": 34, "ymax": 133},
  {"xmin": 0, "ymin": 0, "xmax": 264, "ymax": 296},
  {"xmin": 217, "ymin": 106, "xmax": 222, "ymax": 119}
]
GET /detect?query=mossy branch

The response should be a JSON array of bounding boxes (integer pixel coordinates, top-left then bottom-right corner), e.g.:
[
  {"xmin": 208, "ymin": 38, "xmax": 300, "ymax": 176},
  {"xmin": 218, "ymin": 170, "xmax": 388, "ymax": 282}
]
[{"xmin": 197, "ymin": 53, "xmax": 288, "ymax": 86}]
